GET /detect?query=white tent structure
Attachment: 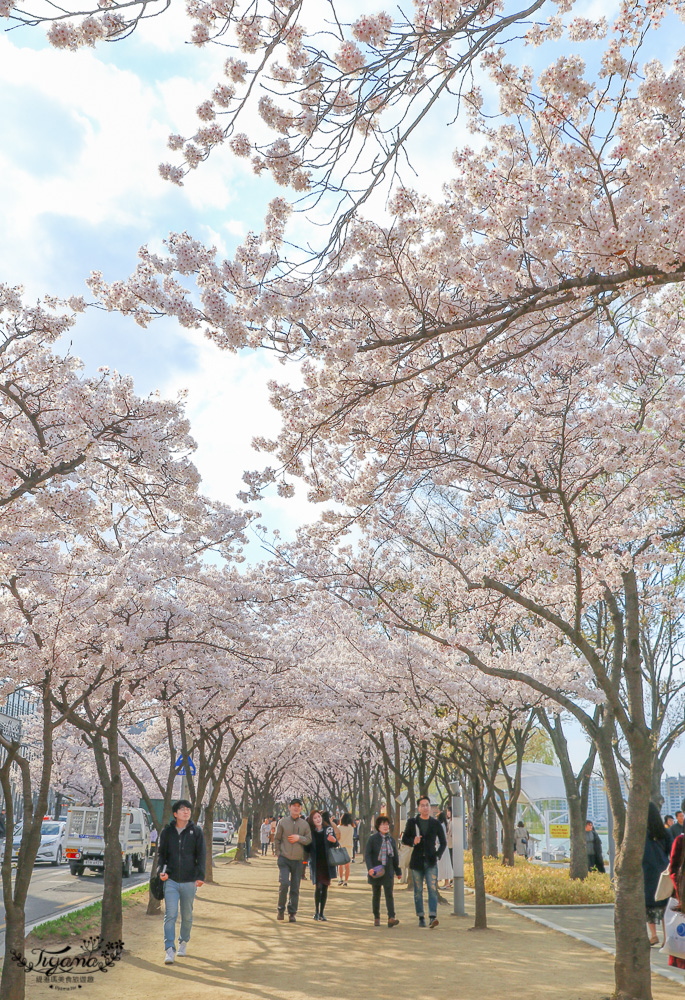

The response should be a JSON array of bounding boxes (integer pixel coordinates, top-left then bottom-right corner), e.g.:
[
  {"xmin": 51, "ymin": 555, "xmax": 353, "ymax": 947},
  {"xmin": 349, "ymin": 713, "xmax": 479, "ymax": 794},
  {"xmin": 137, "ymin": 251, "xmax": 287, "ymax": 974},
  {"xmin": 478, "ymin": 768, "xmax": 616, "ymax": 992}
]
[{"xmin": 494, "ymin": 763, "xmax": 571, "ymax": 859}]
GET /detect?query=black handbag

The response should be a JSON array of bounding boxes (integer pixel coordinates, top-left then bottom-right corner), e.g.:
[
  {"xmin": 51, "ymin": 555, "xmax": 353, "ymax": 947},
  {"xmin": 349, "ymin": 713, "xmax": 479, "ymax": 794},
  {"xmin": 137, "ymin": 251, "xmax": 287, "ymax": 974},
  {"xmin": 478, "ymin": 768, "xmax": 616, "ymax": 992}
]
[
  {"xmin": 328, "ymin": 845, "xmax": 351, "ymax": 866},
  {"xmin": 149, "ymin": 871, "xmax": 165, "ymax": 900}
]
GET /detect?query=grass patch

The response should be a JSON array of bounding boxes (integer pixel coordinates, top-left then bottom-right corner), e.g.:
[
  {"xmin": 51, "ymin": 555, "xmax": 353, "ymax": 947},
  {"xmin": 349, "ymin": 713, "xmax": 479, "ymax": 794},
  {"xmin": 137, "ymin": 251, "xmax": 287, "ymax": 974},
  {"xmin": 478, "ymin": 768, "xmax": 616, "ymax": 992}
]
[
  {"xmin": 464, "ymin": 853, "xmax": 614, "ymax": 905},
  {"xmin": 214, "ymin": 847, "xmax": 237, "ymax": 859},
  {"xmin": 29, "ymin": 881, "xmax": 149, "ymax": 941}
]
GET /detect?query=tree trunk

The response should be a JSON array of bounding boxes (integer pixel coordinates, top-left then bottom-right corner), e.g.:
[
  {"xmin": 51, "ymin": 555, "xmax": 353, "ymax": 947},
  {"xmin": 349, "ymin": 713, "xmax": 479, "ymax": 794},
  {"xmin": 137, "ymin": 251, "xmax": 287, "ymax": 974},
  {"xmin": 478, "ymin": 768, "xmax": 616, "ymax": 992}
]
[
  {"xmin": 651, "ymin": 756, "xmax": 665, "ymax": 810},
  {"xmin": 204, "ymin": 805, "xmax": 214, "ymax": 883},
  {"xmin": 2, "ymin": 901, "xmax": 26, "ymax": 1000},
  {"xmin": 596, "ymin": 730, "xmax": 652, "ymax": 1000},
  {"xmin": 486, "ymin": 803, "xmax": 498, "ymax": 858},
  {"xmin": 0, "ymin": 694, "xmax": 54, "ymax": 1000},
  {"xmin": 500, "ymin": 809, "xmax": 515, "ymax": 866},
  {"xmin": 471, "ymin": 797, "xmax": 487, "ymax": 930},
  {"xmin": 234, "ymin": 816, "xmax": 248, "ymax": 863},
  {"xmin": 538, "ymin": 710, "xmax": 594, "ymax": 880},
  {"xmin": 568, "ymin": 792, "xmax": 589, "ymax": 880}
]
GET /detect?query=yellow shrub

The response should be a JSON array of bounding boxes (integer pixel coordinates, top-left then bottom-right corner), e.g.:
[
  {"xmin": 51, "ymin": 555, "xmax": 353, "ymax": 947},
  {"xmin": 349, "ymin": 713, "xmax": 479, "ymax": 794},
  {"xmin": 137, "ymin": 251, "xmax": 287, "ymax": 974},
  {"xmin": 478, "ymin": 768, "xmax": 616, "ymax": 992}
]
[{"xmin": 463, "ymin": 853, "xmax": 614, "ymax": 905}]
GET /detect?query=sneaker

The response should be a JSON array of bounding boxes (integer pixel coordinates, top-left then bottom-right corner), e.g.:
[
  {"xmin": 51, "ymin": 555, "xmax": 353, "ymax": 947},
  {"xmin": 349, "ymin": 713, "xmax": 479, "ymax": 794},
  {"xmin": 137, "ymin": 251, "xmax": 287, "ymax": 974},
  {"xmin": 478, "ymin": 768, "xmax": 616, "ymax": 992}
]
[
  {"xmin": 374, "ymin": 918, "xmax": 381, "ymax": 927},
  {"xmin": 388, "ymin": 918, "xmax": 400, "ymax": 927},
  {"xmin": 164, "ymin": 948, "xmax": 175, "ymax": 964},
  {"xmin": 313, "ymin": 913, "xmax": 319, "ymax": 920},
  {"xmin": 418, "ymin": 917, "xmax": 426, "ymax": 928},
  {"xmin": 177, "ymin": 941, "xmax": 187, "ymax": 957},
  {"xmin": 319, "ymin": 914, "xmax": 327, "ymax": 922},
  {"xmin": 289, "ymin": 913, "xmax": 296, "ymax": 923},
  {"xmin": 429, "ymin": 917, "xmax": 439, "ymax": 929},
  {"xmin": 277, "ymin": 910, "xmax": 285, "ymax": 921},
  {"xmin": 343, "ymin": 882, "xmax": 348, "ymax": 887}
]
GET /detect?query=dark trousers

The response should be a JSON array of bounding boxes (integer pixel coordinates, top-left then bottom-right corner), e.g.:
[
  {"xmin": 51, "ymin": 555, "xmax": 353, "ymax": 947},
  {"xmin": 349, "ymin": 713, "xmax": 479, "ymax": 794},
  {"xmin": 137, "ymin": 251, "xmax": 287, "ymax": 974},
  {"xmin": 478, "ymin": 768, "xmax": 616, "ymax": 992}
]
[
  {"xmin": 261, "ymin": 842, "xmax": 268, "ymax": 855},
  {"xmin": 372, "ymin": 878, "xmax": 396, "ymax": 919},
  {"xmin": 277, "ymin": 856, "xmax": 303, "ymax": 914},
  {"xmin": 314, "ymin": 883, "xmax": 329, "ymax": 914}
]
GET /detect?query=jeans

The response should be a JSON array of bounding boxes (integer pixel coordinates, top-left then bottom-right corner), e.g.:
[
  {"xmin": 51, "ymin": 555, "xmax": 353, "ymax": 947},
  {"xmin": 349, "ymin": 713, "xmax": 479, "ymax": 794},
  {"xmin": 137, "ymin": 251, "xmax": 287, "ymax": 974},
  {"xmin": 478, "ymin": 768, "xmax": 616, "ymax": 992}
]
[
  {"xmin": 164, "ymin": 879, "xmax": 196, "ymax": 951},
  {"xmin": 277, "ymin": 856, "xmax": 303, "ymax": 914},
  {"xmin": 261, "ymin": 842, "xmax": 269, "ymax": 855},
  {"xmin": 372, "ymin": 878, "xmax": 396, "ymax": 919},
  {"xmin": 412, "ymin": 864, "xmax": 438, "ymax": 918}
]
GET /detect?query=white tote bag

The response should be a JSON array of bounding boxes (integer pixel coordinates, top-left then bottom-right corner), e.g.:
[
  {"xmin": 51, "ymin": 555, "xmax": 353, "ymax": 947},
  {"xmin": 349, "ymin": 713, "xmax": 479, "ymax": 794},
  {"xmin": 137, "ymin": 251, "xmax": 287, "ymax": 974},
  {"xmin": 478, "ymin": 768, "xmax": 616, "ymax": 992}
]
[{"xmin": 661, "ymin": 898, "xmax": 685, "ymax": 958}]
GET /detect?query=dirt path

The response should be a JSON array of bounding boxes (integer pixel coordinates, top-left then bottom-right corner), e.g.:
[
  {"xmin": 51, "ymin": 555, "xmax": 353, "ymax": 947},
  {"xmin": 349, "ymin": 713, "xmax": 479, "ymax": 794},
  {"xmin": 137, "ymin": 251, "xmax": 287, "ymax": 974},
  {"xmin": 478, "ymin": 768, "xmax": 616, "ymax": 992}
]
[{"xmin": 26, "ymin": 856, "xmax": 684, "ymax": 999}]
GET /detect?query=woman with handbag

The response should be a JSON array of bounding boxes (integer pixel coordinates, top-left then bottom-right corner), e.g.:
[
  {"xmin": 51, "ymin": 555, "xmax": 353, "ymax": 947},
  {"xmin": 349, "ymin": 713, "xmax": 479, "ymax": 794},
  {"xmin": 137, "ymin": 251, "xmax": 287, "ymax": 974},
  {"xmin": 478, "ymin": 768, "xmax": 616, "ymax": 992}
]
[
  {"xmin": 337, "ymin": 813, "xmax": 355, "ymax": 886},
  {"xmin": 665, "ymin": 829, "xmax": 685, "ymax": 967},
  {"xmin": 306, "ymin": 810, "xmax": 339, "ymax": 921},
  {"xmin": 643, "ymin": 801, "xmax": 670, "ymax": 945},
  {"xmin": 365, "ymin": 814, "xmax": 402, "ymax": 927}
]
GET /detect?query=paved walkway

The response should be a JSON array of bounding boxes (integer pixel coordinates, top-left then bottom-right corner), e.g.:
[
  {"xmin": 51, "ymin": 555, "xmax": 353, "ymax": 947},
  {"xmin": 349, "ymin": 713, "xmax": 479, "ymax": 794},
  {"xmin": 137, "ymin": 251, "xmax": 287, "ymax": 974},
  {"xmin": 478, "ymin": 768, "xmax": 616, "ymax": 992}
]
[
  {"xmin": 512, "ymin": 903, "xmax": 685, "ymax": 984},
  {"xmin": 26, "ymin": 856, "xmax": 684, "ymax": 1000}
]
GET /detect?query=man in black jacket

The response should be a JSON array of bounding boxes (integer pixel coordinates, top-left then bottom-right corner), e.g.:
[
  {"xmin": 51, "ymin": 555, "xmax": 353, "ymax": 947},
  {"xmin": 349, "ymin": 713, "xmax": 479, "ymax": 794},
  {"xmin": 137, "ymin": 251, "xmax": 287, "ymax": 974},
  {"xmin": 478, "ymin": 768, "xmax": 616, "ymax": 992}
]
[
  {"xmin": 401, "ymin": 797, "xmax": 447, "ymax": 928},
  {"xmin": 158, "ymin": 800, "xmax": 206, "ymax": 964}
]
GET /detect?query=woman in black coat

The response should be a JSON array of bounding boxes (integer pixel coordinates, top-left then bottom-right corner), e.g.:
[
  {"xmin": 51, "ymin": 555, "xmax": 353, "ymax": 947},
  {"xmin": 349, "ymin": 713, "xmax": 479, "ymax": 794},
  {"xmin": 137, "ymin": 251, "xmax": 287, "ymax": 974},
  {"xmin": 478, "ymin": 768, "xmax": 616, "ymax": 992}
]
[
  {"xmin": 643, "ymin": 801, "xmax": 670, "ymax": 945},
  {"xmin": 365, "ymin": 814, "xmax": 402, "ymax": 927},
  {"xmin": 306, "ymin": 809, "xmax": 339, "ymax": 921}
]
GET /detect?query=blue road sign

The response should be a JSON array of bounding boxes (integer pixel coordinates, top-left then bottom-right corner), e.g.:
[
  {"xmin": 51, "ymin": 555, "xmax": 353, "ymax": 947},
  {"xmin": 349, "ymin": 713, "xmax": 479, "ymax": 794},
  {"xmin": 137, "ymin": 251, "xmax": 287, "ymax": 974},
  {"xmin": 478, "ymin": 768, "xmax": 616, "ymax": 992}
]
[{"xmin": 174, "ymin": 755, "xmax": 196, "ymax": 776}]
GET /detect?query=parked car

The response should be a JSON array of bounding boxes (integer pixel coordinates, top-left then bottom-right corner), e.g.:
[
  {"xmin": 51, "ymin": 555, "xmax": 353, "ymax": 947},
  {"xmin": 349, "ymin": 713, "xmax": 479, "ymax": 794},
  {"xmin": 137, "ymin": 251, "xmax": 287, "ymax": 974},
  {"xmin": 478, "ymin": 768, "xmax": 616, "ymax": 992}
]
[
  {"xmin": 212, "ymin": 821, "xmax": 231, "ymax": 849},
  {"xmin": 65, "ymin": 806, "xmax": 150, "ymax": 877},
  {"xmin": 36, "ymin": 820, "xmax": 67, "ymax": 866},
  {"xmin": 0, "ymin": 825, "xmax": 22, "ymax": 862}
]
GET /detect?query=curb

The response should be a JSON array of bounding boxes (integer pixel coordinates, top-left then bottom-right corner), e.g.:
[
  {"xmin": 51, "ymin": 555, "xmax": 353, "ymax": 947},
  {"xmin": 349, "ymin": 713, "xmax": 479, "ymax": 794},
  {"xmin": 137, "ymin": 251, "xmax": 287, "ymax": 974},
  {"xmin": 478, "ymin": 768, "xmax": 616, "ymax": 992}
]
[
  {"xmin": 466, "ymin": 888, "xmax": 685, "ymax": 985},
  {"xmin": 24, "ymin": 878, "xmax": 148, "ymax": 938}
]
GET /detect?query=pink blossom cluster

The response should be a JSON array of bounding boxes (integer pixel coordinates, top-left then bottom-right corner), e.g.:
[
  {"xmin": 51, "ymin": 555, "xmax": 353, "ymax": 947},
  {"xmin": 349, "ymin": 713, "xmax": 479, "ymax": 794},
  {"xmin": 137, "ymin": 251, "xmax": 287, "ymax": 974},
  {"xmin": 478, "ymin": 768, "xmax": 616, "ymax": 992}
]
[
  {"xmin": 351, "ymin": 11, "xmax": 392, "ymax": 46},
  {"xmin": 334, "ymin": 40, "xmax": 366, "ymax": 74}
]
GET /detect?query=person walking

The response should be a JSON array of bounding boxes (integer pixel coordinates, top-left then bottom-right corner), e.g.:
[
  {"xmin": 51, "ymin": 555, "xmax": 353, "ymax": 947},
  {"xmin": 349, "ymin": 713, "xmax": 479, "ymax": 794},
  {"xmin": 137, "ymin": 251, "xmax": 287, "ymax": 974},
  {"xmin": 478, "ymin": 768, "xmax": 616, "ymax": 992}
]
[
  {"xmin": 585, "ymin": 820, "xmax": 605, "ymax": 873},
  {"xmin": 514, "ymin": 820, "xmax": 529, "ymax": 858},
  {"xmin": 436, "ymin": 810, "xmax": 453, "ymax": 887},
  {"xmin": 306, "ymin": 810, "xmax": 339, "ymax": 921},
  {"xmin": 245, "ymin": 817, "xmax": 253, "ymax": 860},
  {"xmin": 337, "ymin": 813, "xmax": 355, "ymax": 886},
  {"xmin": 353, "ymin": 819, "xmax": 361, "ymax": 859},
  {"xmin": 402, "ymin": 796, "xmax": 447, "ymax": 928},
  {"xmin": 667, "ymin": 826, "xmax": 685, "ymax": 970},
  {"xmin": 365, "ymin": 814, "xmax": 402, "ymax": 927},
  {"xmin": 643, "ymin": 801, "xmax": 670, "ymax": 946},
  {"xmin": 158, "ymin": 799, "xmax": 206, "ymax": 965},
  {"xmin": 260, "ymin": 817, "xmax": 271, "ymax": 856},
  {"xmin": 274, "ymin": 799, "xmax": 312, "ymax": 922},
  {"xmin": 270, "ymin": 816, "xmax": 277, "ymax": 854},
  {"xmin": 669, "ymin": 810, "xmax": 685, "ymax": 843}
]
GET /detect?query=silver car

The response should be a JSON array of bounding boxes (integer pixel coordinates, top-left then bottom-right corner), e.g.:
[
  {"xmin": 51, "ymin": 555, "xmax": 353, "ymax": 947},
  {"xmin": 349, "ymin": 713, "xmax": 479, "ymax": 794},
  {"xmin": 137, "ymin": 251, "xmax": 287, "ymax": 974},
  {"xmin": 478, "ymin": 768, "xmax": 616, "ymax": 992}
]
[{"xmin": 36, "ymin": 820, "xmax": 67, "ymax": 866}]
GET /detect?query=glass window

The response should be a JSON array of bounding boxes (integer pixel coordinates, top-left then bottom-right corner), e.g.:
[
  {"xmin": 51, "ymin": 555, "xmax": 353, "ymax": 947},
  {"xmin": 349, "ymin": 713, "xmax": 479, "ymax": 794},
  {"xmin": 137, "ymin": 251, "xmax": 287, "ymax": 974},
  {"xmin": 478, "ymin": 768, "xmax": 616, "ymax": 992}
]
[
  {"xmin": 69, "ymin": 810, "xmax": 84, "ymax": 835},
  {"xmin": 83, "ymin": 811, "xmax": 99, "ymax": 836},
  {"xmin": 41, "ymin": 823, "xmax": 60, "ymax": 836}
]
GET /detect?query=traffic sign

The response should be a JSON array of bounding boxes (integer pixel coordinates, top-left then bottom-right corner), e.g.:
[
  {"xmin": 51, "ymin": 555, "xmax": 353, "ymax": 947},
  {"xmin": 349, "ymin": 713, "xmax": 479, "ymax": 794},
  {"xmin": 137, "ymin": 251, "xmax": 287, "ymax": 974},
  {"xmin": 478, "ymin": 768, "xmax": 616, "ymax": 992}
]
[{"xmin": 174, "ymin": 755, "xmax": 196, "ymax": 776}]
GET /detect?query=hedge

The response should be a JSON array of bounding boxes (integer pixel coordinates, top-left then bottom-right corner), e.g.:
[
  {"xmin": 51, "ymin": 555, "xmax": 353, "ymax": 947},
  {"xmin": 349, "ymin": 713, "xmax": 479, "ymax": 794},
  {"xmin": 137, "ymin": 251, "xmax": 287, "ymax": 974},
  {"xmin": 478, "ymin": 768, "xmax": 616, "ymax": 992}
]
[{"xmin": 463, "ymin": 853, "xmax": 615, "ymax": 905}]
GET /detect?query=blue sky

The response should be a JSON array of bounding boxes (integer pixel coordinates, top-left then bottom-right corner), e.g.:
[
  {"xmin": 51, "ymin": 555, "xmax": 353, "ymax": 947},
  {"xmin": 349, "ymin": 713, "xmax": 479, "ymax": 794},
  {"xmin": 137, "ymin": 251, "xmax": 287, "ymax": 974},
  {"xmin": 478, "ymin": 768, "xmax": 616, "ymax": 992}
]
[{"xmin": 3, "ymin": 0, "xmax": 685, "ymax": 774}]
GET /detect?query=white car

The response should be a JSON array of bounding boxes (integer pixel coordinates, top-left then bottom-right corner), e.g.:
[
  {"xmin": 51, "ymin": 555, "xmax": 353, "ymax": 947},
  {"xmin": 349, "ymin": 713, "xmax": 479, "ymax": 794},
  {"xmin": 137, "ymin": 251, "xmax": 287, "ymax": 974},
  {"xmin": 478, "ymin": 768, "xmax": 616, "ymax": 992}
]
[
  {"xmin": 212, "ymin": 821, "xmax": 231, "ymax": 847},
  {"xmin": 36, "ymin": 820, "xmax": 67, "ymax": 866}
]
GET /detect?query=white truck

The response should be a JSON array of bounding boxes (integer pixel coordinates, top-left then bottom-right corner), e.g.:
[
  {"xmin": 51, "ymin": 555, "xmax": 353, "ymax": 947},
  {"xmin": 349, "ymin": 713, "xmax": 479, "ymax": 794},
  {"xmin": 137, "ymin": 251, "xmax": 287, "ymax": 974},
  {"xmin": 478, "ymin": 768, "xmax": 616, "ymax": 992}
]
[{"xmin": 65, "ymin": 805, "xmax": 151, "ymax": 877}]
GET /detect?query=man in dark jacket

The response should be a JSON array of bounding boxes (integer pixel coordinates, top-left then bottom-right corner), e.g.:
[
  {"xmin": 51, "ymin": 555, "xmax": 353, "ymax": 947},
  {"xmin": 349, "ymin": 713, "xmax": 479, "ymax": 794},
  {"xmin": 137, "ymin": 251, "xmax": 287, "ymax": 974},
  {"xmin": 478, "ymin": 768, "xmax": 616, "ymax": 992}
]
[
  {"xmin": 669, "ymin": 811, "xmax": 685, "ymax": 843},
  {"xmin": 401, "ymin": 797, "xmax": 447, "ymax": 928},
  {"xmin": 585, "ymin": 820, "xmax": 605, "ymax": 873},
  {"xmin": 158, "ymin": 799, "xmax": 206, "ymax": 964}
]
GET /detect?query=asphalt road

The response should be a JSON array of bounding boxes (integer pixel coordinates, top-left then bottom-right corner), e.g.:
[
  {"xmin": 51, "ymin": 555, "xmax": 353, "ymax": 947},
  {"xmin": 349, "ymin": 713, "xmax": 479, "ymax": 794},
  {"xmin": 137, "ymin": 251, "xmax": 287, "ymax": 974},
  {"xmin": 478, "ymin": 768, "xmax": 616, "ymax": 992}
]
[
  {"xmin": 0, "ymin": 863, "xmax": 151, "ymax": 953},
  {"xmin": 0, "ymin": 845, "xmax": 232, "ymax": 952}
]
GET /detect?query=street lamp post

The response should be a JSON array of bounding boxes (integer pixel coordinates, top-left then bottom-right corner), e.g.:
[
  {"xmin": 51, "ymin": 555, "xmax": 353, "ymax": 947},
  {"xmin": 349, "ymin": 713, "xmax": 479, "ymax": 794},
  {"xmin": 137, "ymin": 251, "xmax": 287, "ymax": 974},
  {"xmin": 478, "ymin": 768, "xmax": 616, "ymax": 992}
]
[{"xmin": 449, "ymin": 780, "xmax": 466, "ymax": 916}]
